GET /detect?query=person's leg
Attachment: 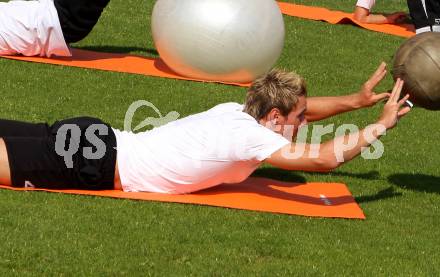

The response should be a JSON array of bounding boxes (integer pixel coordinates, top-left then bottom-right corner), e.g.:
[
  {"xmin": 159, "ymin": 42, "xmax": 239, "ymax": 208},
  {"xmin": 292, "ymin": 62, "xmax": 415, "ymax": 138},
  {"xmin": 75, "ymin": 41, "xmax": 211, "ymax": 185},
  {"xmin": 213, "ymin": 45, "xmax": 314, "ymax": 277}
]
[
  {"xmin": 0, "ymin": 117, "xmax": 116, "ymax": 190},
  {"xmin": 0, "ymin": 118, "xmax": 51, "ymax": 186},
  {"xmin": 408, "ymin": 0, "xmax": 431, "ymax": 33},
  {"xmin": 49, "ymin": 117, "xmax": 117, "ymax": 189},
  {"xmin": 0, "ymin": 119, "xmax": 50, "ymax": 138},
  {"xmin": 54, "ymin": 0, "xmax": 111, "ymax": 43},
  {"xmin": 2, "ymin": 135, "xmax": 78, "ymax": 188},
  {"xmin": 0, "ymin": 139, "xmax": 11, "ymax": 186},
  {"xmin": 425, "ymin": 0, "xmax": 440, "ymax": 31}
]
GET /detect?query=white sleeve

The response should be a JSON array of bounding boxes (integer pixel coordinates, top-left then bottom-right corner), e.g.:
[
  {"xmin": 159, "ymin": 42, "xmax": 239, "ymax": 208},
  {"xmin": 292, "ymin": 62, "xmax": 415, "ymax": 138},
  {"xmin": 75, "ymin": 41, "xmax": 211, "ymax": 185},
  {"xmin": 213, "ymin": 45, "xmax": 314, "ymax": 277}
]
[
  {"xmin": 356, "ymin": 0, "xmax": 375, "ymax": 10},
  {"xmin": 238, "ymin": 125, "xmax": 290, "ymax": 162}
]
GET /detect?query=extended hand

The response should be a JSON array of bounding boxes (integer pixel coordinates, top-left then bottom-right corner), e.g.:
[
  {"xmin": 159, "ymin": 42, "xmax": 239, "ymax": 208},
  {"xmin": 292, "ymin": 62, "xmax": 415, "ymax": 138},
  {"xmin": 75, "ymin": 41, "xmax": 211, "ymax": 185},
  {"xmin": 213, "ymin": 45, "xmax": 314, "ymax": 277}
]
[
  {"xmin": 356, "ymin": 62, "xmax": 391, "ymax": 108},
  {"xmin": 386, "ymin": 12, "xmax": 408, "ymax": 24},
  {"xmin": 378, "ymin": 78, "xmax": 411, "ymax": 129}
]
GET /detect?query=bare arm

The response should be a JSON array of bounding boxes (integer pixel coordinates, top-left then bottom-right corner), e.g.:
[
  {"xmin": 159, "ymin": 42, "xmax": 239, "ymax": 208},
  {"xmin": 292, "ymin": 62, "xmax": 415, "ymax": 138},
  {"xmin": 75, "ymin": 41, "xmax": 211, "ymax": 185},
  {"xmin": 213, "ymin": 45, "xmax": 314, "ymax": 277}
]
[
  {"xmin": 266, "ymin": 79, "xmax": 411, "ymax": 172},
  {"xmin": 305, "ymin": 62, "xmax": 390, "ymax": 122},
  {"xmin": 353, "ymin": 6, "xmax": 407, "ymax": 24},
  {"xmin": 306, "ymin": 95, "xmax": 365, "ymax": 123},
  {"xmin": 265, "ymin": 124, "xmax": 386, "ymax": 172}
]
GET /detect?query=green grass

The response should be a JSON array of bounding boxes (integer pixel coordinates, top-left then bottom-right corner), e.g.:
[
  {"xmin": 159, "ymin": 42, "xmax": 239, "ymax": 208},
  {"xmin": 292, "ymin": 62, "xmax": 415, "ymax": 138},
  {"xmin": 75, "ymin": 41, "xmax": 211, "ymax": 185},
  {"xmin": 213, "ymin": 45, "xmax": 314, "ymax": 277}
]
[{"xmin": 0, "ymin": 0, "xmax": 439, "ymax": 275}]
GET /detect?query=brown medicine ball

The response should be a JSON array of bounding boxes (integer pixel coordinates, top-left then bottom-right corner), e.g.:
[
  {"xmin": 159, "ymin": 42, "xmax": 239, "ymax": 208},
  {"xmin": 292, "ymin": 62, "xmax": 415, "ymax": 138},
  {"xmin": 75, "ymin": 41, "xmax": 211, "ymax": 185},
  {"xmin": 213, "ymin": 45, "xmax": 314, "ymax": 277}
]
[{"xmin": 393, "ymin": 32, "xmax": 440, "ymax": 110}]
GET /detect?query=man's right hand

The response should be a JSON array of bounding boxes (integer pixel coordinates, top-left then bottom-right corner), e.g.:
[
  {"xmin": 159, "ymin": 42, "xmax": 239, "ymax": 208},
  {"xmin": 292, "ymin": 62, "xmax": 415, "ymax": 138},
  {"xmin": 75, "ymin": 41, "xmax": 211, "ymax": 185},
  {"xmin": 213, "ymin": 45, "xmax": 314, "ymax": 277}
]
[
  {"xmin": 386, "ymin": 12, "xmax": 408, "ymax": 24},
  {"xmin": 378, "ymin": 78, "xmax": 411, "ymax": 129}
]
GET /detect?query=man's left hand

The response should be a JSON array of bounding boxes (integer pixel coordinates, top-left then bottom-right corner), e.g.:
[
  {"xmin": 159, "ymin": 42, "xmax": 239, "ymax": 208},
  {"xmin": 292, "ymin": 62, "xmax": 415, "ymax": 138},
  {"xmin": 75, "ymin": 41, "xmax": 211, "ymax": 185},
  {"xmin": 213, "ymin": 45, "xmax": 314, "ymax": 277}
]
[{"xmin": 356, "ymin": 62, "xmax": 391, "ymax": 108}]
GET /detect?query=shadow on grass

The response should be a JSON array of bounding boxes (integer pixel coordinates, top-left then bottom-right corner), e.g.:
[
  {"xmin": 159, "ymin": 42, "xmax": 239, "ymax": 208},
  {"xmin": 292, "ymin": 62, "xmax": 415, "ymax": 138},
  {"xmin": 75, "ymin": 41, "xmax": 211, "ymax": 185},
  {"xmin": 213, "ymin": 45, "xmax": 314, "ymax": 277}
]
[
  {"xmin": 255, "ymin": 167, "xmax": 381, "ymax": 181},
  {"xmin": 338, "ymin": 17, "xmax": 415, "ymax": 32},
  {"xmin": 75, "ymin": 45, "xmax": 159, "ymax": 57},
  {"xmin": 388, "ymin": 173, "xmax": 440, "ymax": 194},
  {"xmin": 252, "ymin": 168, "xmax": 403, "ymax": 203},
  {"xmin": 251, "ymin": 167, "xmax": 306, "ymax": 183},
  {"xmin": 318, "ymin": 170, "xmax": 381, "ymax": 180},
  {"xmin": 355, "ymin": 187, "xmax": 402, "ymax": 203}
]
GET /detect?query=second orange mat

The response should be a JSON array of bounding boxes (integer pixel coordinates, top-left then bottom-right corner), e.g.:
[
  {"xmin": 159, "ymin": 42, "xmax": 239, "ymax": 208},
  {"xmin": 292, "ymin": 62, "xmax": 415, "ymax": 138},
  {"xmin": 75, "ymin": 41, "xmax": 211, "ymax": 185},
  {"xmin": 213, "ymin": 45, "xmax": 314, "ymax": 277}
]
[
  {"xmin": 2, "ymin": 48, "xmax": 251, "ymax": 87},
  {"xmin": 278, "ymin": 2, "xmax": 415, "ymax": 38},
  {"xmin": 0, "ymin": 177, "xmax": 365, "ymax": 219}
]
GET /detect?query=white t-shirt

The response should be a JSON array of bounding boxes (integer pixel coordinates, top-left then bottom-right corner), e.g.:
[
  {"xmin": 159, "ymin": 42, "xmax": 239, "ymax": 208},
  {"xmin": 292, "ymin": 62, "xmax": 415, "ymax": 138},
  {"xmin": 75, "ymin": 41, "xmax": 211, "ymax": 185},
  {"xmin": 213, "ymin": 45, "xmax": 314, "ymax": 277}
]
[
  {"xmin": 356, "ymin": 0, "xmax": 375, "ymax": 10},
  {"xmin": 0, "ymin": 0, "xmax": 70, "ymax": 57},
  {"xmin": 113, "ymin": 103, "xmax": 290, "ymax": 194}
]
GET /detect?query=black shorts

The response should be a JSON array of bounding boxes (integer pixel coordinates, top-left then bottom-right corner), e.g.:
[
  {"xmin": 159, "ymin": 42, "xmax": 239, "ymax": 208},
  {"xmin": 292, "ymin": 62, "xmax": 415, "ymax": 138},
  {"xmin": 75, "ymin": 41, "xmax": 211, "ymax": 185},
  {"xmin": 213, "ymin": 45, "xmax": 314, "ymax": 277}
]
[
  {"xmin": 54, "ymin": 0, "xmax": 110, "ymax": 43},
  {"xmin": 408, "ymin": 0, "xmax": 440, "ymax": 30},
  {"xmin": 1, "ymin": 117, "xmax": 117, "ymax": 190}
]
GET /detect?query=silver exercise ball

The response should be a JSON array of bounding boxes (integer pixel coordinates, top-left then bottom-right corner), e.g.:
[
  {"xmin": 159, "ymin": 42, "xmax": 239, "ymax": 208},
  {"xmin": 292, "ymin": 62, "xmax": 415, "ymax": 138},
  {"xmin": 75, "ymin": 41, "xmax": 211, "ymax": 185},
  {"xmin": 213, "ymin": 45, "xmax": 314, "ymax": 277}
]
[{"xmin": 152, "ymin": 0, "xmax": 285, "ymax": 83}]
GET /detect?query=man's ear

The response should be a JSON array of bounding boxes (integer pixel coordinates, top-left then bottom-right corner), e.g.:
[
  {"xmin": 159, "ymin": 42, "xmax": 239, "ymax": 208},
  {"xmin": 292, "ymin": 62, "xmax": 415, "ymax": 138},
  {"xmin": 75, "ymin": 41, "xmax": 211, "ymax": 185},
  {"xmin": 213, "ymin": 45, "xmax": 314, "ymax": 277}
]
[{"xmin": 266, "ymin": 108, "xmax": 281, "ymax": 122}]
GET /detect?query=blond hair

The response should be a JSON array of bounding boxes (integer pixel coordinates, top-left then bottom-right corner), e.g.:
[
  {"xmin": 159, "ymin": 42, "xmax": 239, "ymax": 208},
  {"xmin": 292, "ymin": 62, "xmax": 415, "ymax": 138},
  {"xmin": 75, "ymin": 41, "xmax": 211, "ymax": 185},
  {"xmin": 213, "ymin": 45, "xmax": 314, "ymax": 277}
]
[{"xmin": 243, "ymin": 69, "xmax": 307, "ymax": 120}]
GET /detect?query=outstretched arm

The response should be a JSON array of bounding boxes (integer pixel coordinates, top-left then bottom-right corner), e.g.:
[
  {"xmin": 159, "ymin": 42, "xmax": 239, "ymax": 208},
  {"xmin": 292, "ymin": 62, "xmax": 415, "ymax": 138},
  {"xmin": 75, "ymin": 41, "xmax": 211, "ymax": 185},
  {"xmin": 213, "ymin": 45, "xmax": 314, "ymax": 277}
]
[
  {"xmin": 305, "ymin": 62, "xmax": 390, "ymax": 122},
  {"xmin": 265, "ymin": 79, "xmax": 411, "ymax": 172},
  {"xmin": 353, "ymin": 6, "xmax": 407, "ymax": 24}
]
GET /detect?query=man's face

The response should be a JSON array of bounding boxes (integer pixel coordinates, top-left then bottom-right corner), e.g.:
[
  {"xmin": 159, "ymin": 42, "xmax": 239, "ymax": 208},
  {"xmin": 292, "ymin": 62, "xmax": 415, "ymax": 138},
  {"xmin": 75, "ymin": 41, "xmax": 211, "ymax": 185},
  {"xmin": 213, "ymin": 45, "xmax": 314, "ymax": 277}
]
[{"xmin": 276, "ymin": 96, "xmax": 308, "ymax": 141}]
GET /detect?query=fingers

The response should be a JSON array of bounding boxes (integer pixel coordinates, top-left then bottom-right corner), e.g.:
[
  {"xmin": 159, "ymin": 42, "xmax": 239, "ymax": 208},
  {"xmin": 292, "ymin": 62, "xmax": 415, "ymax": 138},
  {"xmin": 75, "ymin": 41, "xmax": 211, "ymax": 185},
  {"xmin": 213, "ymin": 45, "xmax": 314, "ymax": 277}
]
[
  {"xmin": 398, "ymin": 106, "xmax": 411, "ymax": 117},
  {"xmin": 373, "ymin": 92, "xmax": 391, "ymax": 102},
  {"xmin": 392, "ymin": 12, "xmax": 407, "ymax": 18},
  {"xmin": 389, "ymin": 78, "xmax": 404, "ymax": 103},
  {"xmin": 397, "ymin": 94, "xmax": 410, "ymax": 106},
  {"xmin": 368, "ymin": 62, "xmax": 387, "ymax": 88},
  {"xmin": 395, "ymin": 94, "xmax": 411, "ymax": 123}
]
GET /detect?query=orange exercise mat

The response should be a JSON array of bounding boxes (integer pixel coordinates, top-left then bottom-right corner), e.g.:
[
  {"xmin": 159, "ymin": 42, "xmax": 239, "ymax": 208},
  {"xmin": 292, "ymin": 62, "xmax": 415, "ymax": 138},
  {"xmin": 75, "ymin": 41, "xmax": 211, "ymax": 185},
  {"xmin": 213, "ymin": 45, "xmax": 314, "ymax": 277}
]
[
  {"xmin": 278, "ymin": 2, "xmax": 415, "ymax": 38},
  {"xmin": 0, "ymin": 177, "xmax": 365, "ymax": 219},
  {"xmin": 1, "ymin": 49, "xmax": 250, "ymax": 87}
]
